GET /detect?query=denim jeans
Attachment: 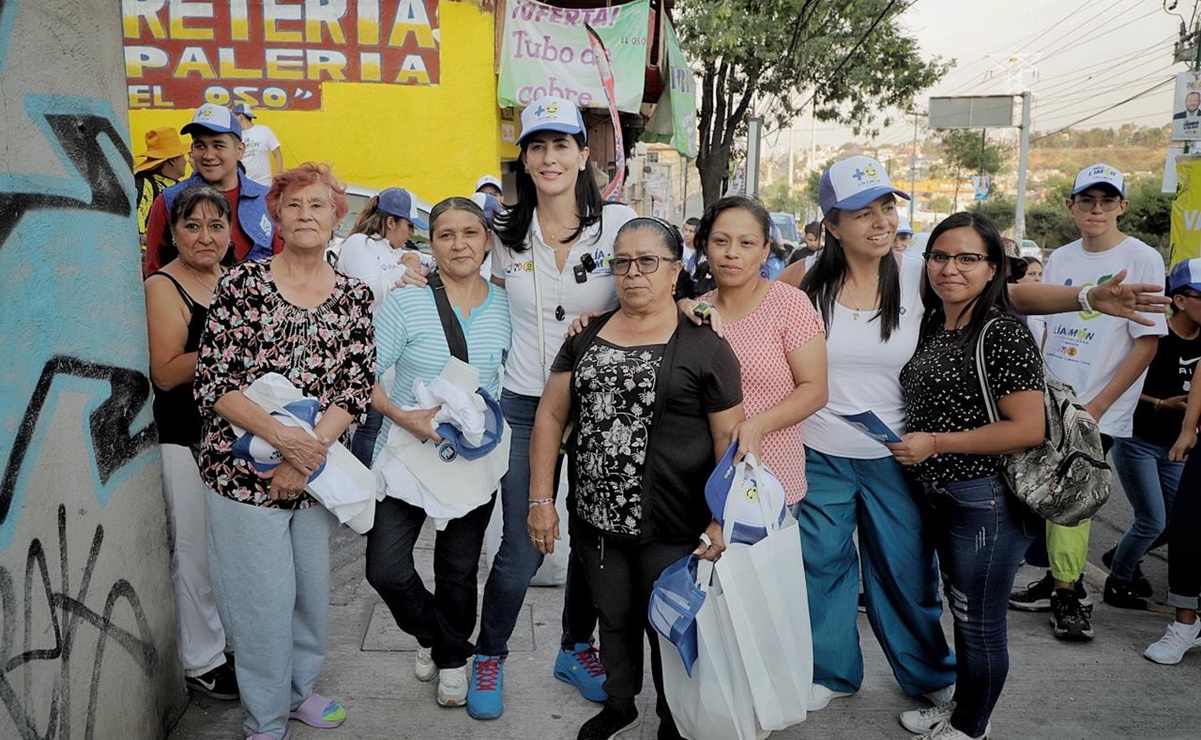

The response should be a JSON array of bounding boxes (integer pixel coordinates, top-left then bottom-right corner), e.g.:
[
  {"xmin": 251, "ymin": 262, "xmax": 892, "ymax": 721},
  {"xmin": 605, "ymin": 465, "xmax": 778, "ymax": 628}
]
[
  {"xmin": 1167, "ymin": 452, "xmax": 1201, "ymax": 610},
  {"xmin": 365, "ymin": 495, "xmax": 496, "ymax": 668},
  {"xmin": 921, "ymin": 475, "xmax": 1035, "ymax": 739},
  {"xmin": 477, "ymin": 390, "xmax": 598, "ymax": 656},
  {"xmin": 1111, "ymin": 435, "xmax": 1182, "ymax": 582},
  {"xmin": 350, "ymin": 407, "xmax": 384, "ymax": 467}
]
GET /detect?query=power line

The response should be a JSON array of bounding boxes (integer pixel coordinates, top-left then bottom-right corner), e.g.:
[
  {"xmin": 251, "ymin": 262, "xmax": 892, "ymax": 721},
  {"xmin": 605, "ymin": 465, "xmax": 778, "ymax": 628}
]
[
  {"xmin": 1036, "ymin": 6, "xmax": 1164, "ymax": 65},
  {"xmin": 1035, "ymin": 64, "xmax": 1180, "ymax": 118},
  {"xmin": 1031, "ymin": 78, "xmax": 1175, "ymax": 142},
  {"xmin": 1034, "ymin": 36, "xmax": 1175, "ymax": 97},
  {"xmin": 797, "ymin": 0, "xmax": 908, "ymax": 113},
  {"xmin": 1011, "ymin": 0, "xmax": 1094, "ymax": 54}
]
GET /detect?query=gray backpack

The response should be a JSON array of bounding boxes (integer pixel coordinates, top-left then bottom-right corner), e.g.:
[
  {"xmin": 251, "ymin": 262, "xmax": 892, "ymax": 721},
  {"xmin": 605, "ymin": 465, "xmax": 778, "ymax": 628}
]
[{"xmin": 975, "ymin": 317, "xmax": 1111, "ymax": 526}]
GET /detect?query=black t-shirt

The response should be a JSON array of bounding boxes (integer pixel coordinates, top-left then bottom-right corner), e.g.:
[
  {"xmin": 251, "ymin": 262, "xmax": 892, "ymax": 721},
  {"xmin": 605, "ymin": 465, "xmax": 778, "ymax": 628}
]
[
  {"xmin": 552, "ymin": 311, "xmax": 743, "ymax": 543},
  {"xmin": 1132, "ymin": 324, "xmax": 1201, "ymax": 445},
  {"xmin": 901, "ymin": 313, "xmax": 1044, "ymax": 483}
]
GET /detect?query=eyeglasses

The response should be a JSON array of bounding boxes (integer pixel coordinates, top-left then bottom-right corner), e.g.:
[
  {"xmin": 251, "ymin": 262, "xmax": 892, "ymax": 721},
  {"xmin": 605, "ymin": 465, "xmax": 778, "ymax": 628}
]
[
  {"xmin": 611, "ymin": 255, "xmax": 676, "ymax": 275},
  {"xmin": 1073, "ymin": 195, "xmax": 1122, "ymax": 212},
  {"xmin": 923, "ymin": 251, "xmax": 991, "ymax": 272}
]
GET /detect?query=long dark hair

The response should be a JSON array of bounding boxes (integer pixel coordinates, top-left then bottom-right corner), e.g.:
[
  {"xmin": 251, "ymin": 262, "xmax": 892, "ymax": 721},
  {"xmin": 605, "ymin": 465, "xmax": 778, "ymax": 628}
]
[
  {"xmin": 693, "ymin": 195, "xmax": 773, "ymax": 260},
  {"xmin": 918, "ymin": 211, "xmax": 1015, "ymax": 354},
  {"xmin": 801, "ymin": 203, "xmax": 902, "ymax": 341},
  {"xmin": 494, "ymin": 132, "xmax": 605, "ymax": 252}
]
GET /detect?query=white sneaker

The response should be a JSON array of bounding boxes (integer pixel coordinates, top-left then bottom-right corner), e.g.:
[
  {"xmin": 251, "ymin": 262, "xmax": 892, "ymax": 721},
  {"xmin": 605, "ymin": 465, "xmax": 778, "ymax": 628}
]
[
  {"xmin": 923, "ymin": 683, "xmax": 955, "ymax": 706},
  {"xmin": 436, "ymin": 666, "xmax": 468, "ymax": 707},
  {"xmin": 1144, "ymin": 621, "xmax": 1201, "ymax": 665},
  {"xmin": 415, "ymin": 646, "xmax": 437, "ymax": 682},
  {"xmin": 913, "ymin": 719, "xmax": 989, "ymax": 739},
  {"xmin": 901, "ymin": 702, "xmax": 954, "ymax": 733},
  {"xmin": 807, "ymin": 683, "xmax": 854, "ymax": 711}
]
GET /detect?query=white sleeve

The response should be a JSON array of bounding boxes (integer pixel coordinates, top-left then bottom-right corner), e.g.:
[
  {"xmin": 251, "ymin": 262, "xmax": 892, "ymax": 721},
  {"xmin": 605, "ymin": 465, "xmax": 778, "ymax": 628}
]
[
  {"xmin": 336, "ymin": 235, "xmax": 394, "ymax": 307},
  {"xmin": 1128, "ymin": 245, "xmax": 1168, "ymax": 338},
  {"xmin": 266, "ymin": 126, "xmax": 281, "ymax": 150},
  {"xmin": 491, "ymin": 236, "xmax": 510, "ymax": 284}
]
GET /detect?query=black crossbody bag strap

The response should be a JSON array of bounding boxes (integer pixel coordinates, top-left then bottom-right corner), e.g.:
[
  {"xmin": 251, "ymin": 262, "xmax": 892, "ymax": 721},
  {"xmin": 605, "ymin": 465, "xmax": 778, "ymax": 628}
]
[{"xmin": 427, "ymin": 273, "xmax": 469, "ymax": 363}]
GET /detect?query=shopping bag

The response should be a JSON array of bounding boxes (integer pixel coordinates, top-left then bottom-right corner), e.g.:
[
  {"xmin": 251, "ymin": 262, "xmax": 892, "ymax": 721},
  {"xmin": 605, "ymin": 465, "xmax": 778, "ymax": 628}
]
[
  {"xmin": 705, "ymin": 448, "xmax": 787, "ymax": 545},
  {"xmin": 660, "ymin": 559, "xmax": 760, "ymax": 740},
  {"xmin": 483, "ymin": 458, "xmax": 570, "ymax": 586},
  {"xmin": 714, "ymin": 459, "xmax": 811, "ymax": 731}
]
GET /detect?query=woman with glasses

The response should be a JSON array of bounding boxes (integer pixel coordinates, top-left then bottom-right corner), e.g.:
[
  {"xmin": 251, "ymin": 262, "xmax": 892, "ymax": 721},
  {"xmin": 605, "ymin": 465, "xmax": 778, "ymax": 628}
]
[
  {"xmin": 695, "ymin": 195, "xmax": 827, "ymax": 512},
  {"xmin": 776, "ymin": 157, "xmax": 1170, "ymax": 726},
  {"xmin": 527, "ymin": 218, "xmax": 744, "ymax": 740},
  {"xmin": 884, "ymin": 212, "xmax": 1046, "ymax": 740}
]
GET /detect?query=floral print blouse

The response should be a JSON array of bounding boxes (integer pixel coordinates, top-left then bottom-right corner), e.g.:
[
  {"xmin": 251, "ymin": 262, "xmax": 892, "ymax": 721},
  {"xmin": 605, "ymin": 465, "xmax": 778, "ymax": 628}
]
[{"xmin": 195, "ymin": 260, "xmax": 375, "ymax": 508}]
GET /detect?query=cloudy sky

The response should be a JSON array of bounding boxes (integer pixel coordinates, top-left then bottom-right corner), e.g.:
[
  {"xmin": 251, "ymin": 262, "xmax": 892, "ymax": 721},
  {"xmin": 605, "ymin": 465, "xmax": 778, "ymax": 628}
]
[{"xmin": 778, "ymin": 0, "xmax": 1190, "ymax": 149}]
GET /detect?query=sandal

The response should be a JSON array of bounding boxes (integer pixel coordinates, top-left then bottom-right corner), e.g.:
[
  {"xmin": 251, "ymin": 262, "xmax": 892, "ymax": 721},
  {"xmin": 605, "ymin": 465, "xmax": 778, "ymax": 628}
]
[{"xmin": 289, "ymin": 693, "xmax": 347, "ymax": 729}]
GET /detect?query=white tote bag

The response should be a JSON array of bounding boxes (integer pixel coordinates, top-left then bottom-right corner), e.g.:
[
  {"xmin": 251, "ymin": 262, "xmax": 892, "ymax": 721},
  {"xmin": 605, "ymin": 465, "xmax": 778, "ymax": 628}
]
[
  {"xmin": 483, "ymin": 457, "xmax": 570, "ymax": 586},
  {"xmin": 660, "ymin": 559, "xmax": 760, "ymax": 740},
  {"xmin": 714, "ymin": 458, "xmax": 812, "ymax": 731}
]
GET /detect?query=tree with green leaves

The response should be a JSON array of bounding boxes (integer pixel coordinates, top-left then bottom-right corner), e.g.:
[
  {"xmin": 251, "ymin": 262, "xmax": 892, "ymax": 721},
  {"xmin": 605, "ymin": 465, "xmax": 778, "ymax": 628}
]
[
  {"xmin": 674, "ymin": 0, "xmax": 949, "ymax": 206},
  {"xmin": 938, "ymin": 129, "xmax": 1010, "ymax": 210}
]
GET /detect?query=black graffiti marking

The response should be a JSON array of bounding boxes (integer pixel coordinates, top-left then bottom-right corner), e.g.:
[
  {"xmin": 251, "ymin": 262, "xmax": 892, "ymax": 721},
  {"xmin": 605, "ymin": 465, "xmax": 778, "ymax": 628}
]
[
  {"xmin": 1, "ymin": 356, "xmax": 158, "ymax": 527},
  {"xmin": 0, "ymin": 112, "xmax": 132, "ymax": 245},
  {"xmin": 0, "ymin": 505, "xmax": 158, "ymax": 739}
]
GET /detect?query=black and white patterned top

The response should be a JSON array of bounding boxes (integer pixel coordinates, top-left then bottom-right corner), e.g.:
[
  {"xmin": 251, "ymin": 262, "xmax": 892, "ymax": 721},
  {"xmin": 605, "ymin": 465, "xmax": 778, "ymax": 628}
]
[
  {"xmin": 901, "ymin": 313, "xmax": 1044, "ymax": 482},
  {"xmin": 571, "ymin": 340, "xmax": 665, "ymax": 536}
]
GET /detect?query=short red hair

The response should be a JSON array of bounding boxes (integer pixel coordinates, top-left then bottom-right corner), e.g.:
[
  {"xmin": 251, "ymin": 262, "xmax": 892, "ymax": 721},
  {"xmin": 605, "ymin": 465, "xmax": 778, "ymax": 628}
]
[{"xmin": 265, "ymin": 162, "xmax": 349, "ymax": 222}]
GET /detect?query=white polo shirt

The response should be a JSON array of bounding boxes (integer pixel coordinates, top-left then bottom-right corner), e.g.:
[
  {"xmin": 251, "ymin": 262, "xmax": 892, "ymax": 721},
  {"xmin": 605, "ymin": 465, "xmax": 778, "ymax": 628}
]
[{"xmin": 492, "ymin": 203, "xmax": 637, "ymax": 396}]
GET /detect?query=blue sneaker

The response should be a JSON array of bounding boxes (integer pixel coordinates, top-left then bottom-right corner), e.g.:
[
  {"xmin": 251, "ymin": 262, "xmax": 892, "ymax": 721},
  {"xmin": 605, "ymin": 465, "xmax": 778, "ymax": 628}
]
[
  {"xmin": 467, "ymin": 655, "xmax": 504, "ymax": 720},
  {"xmin": 554, "ymin": 643, "xmax": 607, "ymax": 703}
]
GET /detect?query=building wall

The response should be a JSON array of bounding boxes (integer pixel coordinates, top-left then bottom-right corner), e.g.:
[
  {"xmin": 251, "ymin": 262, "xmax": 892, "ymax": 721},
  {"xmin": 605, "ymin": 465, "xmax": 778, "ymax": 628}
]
[
  {"xmin": 0, "ymin": 1, "xmax": 184, "ymax": 738},
  {"xmin": 127, "ymin": 1, "xmax": 506, "ymax": 203}
]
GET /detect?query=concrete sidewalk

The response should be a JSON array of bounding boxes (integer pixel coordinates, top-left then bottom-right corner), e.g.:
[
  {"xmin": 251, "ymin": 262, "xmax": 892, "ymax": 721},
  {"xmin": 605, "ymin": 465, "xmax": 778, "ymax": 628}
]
[{"xmin": 169, "ymin": 515, "xmax": 1197, "ymax": 740}]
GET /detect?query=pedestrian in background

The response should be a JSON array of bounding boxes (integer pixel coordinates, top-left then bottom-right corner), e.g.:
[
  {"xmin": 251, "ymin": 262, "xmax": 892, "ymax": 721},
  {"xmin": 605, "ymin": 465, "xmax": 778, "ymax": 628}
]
[
  {"xmin": 145, "ymin": 185, "xmax": 237, "ymax": 703},
  {"xmin": 232, "ymin": 103, "xmax": 283, "ymax": 187},
  {"xmin": 135, "ymin": 127, "xmax": 189, "ymax": 252},
  {"xmin": 196, "ymin": 163, "xmax": 373, "ymax": 740}
]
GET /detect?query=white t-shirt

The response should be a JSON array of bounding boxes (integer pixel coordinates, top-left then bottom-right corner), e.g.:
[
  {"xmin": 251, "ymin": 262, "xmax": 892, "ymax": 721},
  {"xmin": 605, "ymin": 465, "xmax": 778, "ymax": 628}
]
[
  {"xmin": 804, "ymin": 253, "xmax": 926, "ymax": 459},
  {"xmin": 241, "ymin": 124, "xmax": 281, "ymax": 186},
  {"xmin": 336, "ymin": 233, "xmax": 413, "ymax": 312},
  {"xmin": 491, "ymin": 203, "xmax": 637, "ymax": 396},
  {"xmin": 1041, "ymin": 236, "xmax": 1167, "ymax": 437}
]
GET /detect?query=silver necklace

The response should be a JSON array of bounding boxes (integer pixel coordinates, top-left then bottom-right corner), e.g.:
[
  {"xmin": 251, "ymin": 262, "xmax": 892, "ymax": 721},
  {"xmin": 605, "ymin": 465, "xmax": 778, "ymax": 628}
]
[{"xmin": 182, "ymin": 261, "xmax": 218, "ymax": 293}]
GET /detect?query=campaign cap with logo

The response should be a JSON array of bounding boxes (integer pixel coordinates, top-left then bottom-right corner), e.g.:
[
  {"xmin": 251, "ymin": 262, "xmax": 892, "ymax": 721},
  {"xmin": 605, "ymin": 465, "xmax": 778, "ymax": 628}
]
[
  {"xmin": 231, "ymin": 103, "xmax": 257, "ymax": 119},
  {"xmin": 1169, "ymin": 258, "xmax": 1201, "ymax": 294},
  {"xmin": 518, "ymin": 96, "xmax": 587, "ymax": 144},
  {"xmin": 1072, "ymin": 163, "xmax": 1125, "ymax": 197},
  {"xmin": 181, "ymin": 103, "xmax": 243, "ymax": 140},
  {"xmin": 377, "ymin": 187, "xmax": 429, "ymax": 230},
  {"xmin": 819, "ymin": 155, "xmax": 910, "ymax": 214}
]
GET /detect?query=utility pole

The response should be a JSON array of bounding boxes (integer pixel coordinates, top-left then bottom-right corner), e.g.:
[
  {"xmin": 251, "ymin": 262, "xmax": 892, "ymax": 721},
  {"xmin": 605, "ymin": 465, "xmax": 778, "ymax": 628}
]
[
  {"xmin": 986, "ymin": 54, "xmax": 1040, "ymax": 242},
  {"xmin": 909, "ymin": 109, "xmax": 923, "ymax": 224},
  {"xmin": 746, "ymin": 114, "xmax": 764, "ymax": 198}
]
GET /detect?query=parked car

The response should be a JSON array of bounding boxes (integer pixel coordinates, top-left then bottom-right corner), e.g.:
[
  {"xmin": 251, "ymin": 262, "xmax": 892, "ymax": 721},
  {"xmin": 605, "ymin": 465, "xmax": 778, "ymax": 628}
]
[
  {"xmin": 1020, "ymin": 239, "xmax": 1042, "ymax": 260},
  {"xmin": 770, "ymin": 212, "xmax": 800, "ymax": 252},
  {"xmin": 325, "ymin": 185, "xmax": 432, "ymax": 265}
]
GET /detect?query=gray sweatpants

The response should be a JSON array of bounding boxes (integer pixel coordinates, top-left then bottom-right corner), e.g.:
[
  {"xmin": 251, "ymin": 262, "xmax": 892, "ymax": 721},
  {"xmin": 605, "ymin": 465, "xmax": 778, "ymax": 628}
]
[{"xmin": 206, "ymin": 490, "xmax": 336, "ymax": 739}]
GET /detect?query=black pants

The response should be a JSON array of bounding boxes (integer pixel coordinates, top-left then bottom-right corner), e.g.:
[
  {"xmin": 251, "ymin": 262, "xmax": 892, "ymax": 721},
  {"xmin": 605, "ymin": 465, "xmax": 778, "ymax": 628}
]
[
  {"xmin": 575, "ymin": 524, "xmax": 695, "ymax": 739},
  {"xmin": 365, "ymin": 495, "xmax": 496, "ymax": 668},
  {"xmin": 1168, "ymin": 451, "xmax": 1201, "ymax": 608}
]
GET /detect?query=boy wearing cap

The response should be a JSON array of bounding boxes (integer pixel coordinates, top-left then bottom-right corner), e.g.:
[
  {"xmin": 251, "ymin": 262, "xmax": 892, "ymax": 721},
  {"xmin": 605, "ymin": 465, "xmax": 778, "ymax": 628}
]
[
  {"xmin": 143, "ymin": 104, "xmax": 281, "ymax": 277},
  {"xmin": 1009, "ymin": 163, "xmax": 1167, "ymax": 640},
  {"xmin": 232, "ymin": 104, "xmax": 283, "ymax": 187},
  {"xmin": 1104, "ymin": 258, "xmax": 1201, "ymax": 610},
  {"xmin": 134, "ymin": 127, "xmax": 189, "ymax": 250},
  {"xmin": 475, "ymin": 175, "xmax": 504, "ymax": 201}
]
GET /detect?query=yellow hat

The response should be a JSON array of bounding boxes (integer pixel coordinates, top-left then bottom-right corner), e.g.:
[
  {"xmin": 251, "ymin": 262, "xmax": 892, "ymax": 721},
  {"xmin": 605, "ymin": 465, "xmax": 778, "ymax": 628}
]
[{"xmin": 134, "ymin": 127, "xmax": 189, "ymax": 174}]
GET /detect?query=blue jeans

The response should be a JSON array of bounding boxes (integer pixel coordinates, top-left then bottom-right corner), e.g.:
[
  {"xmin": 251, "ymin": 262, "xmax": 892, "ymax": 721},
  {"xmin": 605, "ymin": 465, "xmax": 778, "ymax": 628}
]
[
  {"xmin": 796, "ymin": 449, "xmax": 956, "ymax": 696},
  {"xmin": 477, "ymin": 390, "xmax": 598, "ymax": 656},
  {"xmin": 1111, "ymin": 435, "xmax": 1182, "ymax": 582},
  {"xmin": 921, "ymin": 475, "xmax": 1035, "ymax": 739},
  {"xmin": 350, "ymin": 407, "xmax": 384, "ymax": 467}
]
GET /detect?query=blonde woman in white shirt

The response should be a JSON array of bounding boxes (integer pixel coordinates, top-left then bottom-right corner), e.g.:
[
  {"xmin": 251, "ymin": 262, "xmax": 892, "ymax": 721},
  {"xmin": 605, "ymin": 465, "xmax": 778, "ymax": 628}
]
[{"xmin": 338, "ymin": 187, "xmax": 429, "ymax": 465}]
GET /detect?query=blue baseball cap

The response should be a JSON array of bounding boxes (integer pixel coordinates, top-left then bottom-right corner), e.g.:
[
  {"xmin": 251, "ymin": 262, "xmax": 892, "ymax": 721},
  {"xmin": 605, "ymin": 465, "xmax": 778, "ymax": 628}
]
[
  {"xmin": 1169, "ymin": 258, "xmax": 1201, "ymax": 294},
  {"xmin": 649, "ymin": 554, "xmax": 706, "ymax": 677},
  {"xmin": 231, "ymin": 103, "xmax": 257, "ymax": 119},
  {"xmin": 897, "ymin": 217, "xmax": 914, "ymax": 236},
  {"xmin": 435, "ymin": 388, "xmax": 504, "ymax": 462},
  {"xmin": 470, "ymin": 192, "xmax": 504, "ymax": 223},
  {"xmin": 378, "ymin": 188, "xmax": 429, "ymax": 230},
  {"xmin": 231, "ymin": 399, "xmax": 326, "ymax": 480},
  {"xmin": 518, "ymin": 96, "xmax": 587, "ymax": 144},
  {"xmin": 704, "ymin": 443, "xmax": 787, "ymax": 546},
  {"xmin": 181, "ymin": 103, "xmax": 242, "ymax": 140},
  {"xmin": 819, "ymin": 155, "xmax": 909, "ymax": 214}
]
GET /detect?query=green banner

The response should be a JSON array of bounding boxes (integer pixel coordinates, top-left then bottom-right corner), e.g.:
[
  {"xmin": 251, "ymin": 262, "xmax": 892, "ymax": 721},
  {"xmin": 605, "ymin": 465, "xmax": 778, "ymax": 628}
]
[
  {"xmin": 642, "ymin": 20, "xmax": 697, "ymax": 158},
  {"xmin": 497, "ymin": 0, "xmax": 650, "ymax": 113}
]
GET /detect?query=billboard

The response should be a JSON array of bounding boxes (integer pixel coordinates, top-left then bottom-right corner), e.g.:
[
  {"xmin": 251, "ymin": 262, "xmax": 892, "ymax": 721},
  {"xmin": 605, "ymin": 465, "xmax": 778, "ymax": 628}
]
[
  {"xmin": 1171, "ymin": 71, "xmax": 1201, "ymax": 142},
  {"xmin": 122, "ymin": 0, "xmax": 441, "ymax": 112},
  {"xmin": 928, "ymin": 96, "xmax": 1014, "ymax": 129}
]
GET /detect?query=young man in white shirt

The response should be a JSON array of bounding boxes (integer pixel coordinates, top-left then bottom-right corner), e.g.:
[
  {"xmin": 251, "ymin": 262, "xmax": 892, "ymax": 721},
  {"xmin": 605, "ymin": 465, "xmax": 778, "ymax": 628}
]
[
  {"xmin": 232, "ymin": 103, "xmax": 282, "ymax": 186},
  {"xmin": 1009, "ymin": 164, "xmax": 1167, "ymax": 640}
]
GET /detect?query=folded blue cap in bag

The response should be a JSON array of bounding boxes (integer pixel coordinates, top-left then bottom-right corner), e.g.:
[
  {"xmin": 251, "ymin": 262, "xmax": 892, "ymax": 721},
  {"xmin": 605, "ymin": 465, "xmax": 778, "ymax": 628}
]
[
  {"xmin": 704, "ymin": 442, "xmax": 787, "ymax": 546},
  {"xmin": 434, "ymin": 387, "xmax": 505, "ymax": 462},
  {"xmin": 649, "ymin": 554, "xmax": 706, "ymax": 677},
  {"xmin": 231, "ymin": 398, "xmax": 327, "ymax": 481}
]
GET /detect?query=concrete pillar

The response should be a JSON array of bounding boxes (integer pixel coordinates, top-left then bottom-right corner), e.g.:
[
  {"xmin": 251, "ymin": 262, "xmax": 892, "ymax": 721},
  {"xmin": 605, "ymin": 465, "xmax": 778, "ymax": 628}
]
[{"xmin": 0, "ymin": 1, "xmax": 185, "ymax": 738}]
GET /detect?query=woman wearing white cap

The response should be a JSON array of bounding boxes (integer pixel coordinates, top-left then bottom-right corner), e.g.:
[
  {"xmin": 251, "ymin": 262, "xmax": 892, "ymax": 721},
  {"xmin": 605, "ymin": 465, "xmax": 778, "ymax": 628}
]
[
  {"xmin": 337, "ymin": 187, "xmax": 430, "ymax": 466},
  {"xmin": 783, "ymin": 156, "xmax": 1170, "ymax": 729}
]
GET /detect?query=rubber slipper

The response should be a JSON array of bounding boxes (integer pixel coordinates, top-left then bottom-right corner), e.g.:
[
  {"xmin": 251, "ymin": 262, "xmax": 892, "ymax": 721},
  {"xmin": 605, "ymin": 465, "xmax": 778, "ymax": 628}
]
[{"xmin": 289, "ymin": 693, "xmax": 346, "ymax": 728}]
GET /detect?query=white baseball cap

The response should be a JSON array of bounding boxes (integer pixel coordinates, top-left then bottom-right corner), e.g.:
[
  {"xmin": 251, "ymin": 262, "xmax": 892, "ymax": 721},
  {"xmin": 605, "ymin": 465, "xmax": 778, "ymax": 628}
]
[
  {"xmin": 819, "ymin": 155, "xmax": 909, "ymax": 213},
  {"xmin": 1072, "ymin": 163, "xmax": 1125, "ymax": 197},
  {"xmin": 896, "ymin": 217, "xmax": 914, "ymax": 236},
  {"xmin": 518, "ymin": 96, "xmax": 586, "ymax": 144},
  {"xmin": 181, "ymin": 103, "xmax": 242, "ymax": 140},
  {"xmin": 475, "ymin": 175, "xmax": 502, "ymax": 193}
]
